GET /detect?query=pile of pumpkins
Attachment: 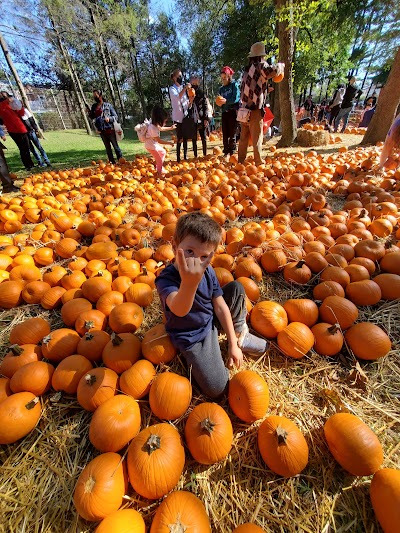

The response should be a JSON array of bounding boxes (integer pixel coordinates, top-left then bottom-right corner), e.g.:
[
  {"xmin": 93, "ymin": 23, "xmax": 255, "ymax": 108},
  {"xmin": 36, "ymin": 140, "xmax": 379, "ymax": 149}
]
[
  {"xmin": 0, "ymin": 315, "xmax": 398, "ymax": 532},
  {"xmin": 0, "ymin": 145, "xmax": 399, "ymax": 531}
]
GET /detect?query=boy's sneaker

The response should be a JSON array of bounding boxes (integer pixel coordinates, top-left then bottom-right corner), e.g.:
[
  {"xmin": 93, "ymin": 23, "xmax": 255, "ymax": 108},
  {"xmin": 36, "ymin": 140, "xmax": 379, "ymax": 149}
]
[{"xmin": 238, "ymin": 323, "xmax": 268, "ymax": 356}]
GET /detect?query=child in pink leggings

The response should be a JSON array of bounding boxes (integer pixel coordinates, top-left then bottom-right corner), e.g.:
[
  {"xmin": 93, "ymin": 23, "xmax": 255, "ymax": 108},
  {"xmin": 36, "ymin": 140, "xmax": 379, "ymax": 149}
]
[{"xmin": 145, "ymin": 106, "xmax": 175, "ymax": 177}]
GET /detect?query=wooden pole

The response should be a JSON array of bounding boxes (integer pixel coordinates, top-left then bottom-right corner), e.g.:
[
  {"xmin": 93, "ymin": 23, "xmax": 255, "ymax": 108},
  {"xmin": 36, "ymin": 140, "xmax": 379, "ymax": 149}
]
[{"xmin": 50, "ymin": 88, "xmax": 67, "ymax": 130}]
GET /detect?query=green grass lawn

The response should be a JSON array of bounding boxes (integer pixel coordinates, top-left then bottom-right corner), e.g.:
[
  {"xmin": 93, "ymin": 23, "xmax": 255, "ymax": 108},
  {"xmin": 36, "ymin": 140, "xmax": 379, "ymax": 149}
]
[{"xmin": 3, "ymin": 128, "xmax": 147, "ymax": 177}]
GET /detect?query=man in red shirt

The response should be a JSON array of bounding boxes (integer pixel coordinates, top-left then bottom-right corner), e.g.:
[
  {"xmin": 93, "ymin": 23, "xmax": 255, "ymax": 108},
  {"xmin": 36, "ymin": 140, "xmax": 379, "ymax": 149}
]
[{"xmin": 0, "ymin": 93, "xmax": 34, "ymax": 170}]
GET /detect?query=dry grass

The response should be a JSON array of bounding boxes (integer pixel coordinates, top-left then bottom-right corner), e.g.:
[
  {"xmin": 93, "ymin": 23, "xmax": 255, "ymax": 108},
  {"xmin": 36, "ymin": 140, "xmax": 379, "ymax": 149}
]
[{"xmin": 1, "ymin": 139, "xmax": 399, "ymax": 533}]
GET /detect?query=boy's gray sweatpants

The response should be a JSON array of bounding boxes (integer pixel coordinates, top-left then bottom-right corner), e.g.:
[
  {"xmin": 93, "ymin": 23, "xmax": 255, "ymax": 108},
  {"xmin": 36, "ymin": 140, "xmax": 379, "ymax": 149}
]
[{"xmin": 182, "ymin": 281, "xmax": 247, "ymax": 399}]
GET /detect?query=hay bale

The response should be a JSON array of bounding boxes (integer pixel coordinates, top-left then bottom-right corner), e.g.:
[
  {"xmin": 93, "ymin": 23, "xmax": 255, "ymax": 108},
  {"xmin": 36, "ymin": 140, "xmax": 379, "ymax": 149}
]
[{"xmin": 297, "ymin": 129, "xmax": 330, "ymax": 147}]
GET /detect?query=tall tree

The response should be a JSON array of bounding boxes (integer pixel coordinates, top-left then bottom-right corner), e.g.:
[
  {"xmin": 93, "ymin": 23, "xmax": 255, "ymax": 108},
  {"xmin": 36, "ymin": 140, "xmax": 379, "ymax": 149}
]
[{"xmin": 361, "ymin": 46, "xmax": 400, "ymax": 145}]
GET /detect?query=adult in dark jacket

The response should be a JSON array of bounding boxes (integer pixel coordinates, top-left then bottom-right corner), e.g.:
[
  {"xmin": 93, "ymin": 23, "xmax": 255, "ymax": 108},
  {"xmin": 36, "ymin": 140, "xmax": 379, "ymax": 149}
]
[
  {"xmin": 334, "ymin": 77, "xmax": 362, "ymax": 133},
  {"xmin": 190, "ymin": 75, "xmax": 212, "ymax": 157},
  {"xmin": 216, "ymin": 66, "xmax": 240, "ymax": 159},
  {"xmin": 0, "ymin": 92, "xmax": 34, "ymax": 170},
  {"xmin": 88, "ymin": 90, "xmax": 122, "ymax": 164}
]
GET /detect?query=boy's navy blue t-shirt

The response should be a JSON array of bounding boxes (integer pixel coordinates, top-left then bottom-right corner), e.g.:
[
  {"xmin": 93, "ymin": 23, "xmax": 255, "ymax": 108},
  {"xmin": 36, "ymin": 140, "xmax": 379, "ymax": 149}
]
[{"xmin": 155, "ymin": 263, "xmax": 223, "ymax": 352}]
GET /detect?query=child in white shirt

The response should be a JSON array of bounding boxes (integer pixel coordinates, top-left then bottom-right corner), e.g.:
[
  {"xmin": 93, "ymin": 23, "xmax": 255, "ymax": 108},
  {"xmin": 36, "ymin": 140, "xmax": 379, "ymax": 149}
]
[{"xmin": 145, "ymin": 106, "xmax": 175, "ymax": 177}]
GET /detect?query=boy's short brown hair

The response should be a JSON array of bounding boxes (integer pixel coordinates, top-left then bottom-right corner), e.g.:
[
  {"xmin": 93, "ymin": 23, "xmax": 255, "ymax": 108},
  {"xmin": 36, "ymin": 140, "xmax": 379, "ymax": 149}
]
[{"xmin": 174, "ymin": 212, "xmax": 222, "ymax": 248}]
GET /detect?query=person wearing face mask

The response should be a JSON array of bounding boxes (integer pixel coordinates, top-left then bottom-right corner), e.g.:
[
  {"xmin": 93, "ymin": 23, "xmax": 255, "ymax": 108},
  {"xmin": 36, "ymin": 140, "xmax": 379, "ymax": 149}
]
[
  {"xmin": 215, "ymin": 67, "xmax": 240, "ymax": 160},
  {"xmin": 190, "ymin": 75, "xmax": 212, "ymax": 157},
  {"xmin": 88, "ymin": 89, "xmax": 122, "ymax": 164},
  {"xmin": 169, "ymin": 69, "xmax": 190, "ymax": 163}
]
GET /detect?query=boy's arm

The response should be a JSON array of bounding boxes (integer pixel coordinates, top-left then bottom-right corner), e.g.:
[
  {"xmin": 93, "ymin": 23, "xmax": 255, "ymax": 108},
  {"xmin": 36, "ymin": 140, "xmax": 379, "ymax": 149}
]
[
  {"xmin": 213, "ymin": 295, "xmax": 243, "ymax": 369},
  {"xmin": 166, "ymin": 249, "xmax": 213, "ymax": 317}
]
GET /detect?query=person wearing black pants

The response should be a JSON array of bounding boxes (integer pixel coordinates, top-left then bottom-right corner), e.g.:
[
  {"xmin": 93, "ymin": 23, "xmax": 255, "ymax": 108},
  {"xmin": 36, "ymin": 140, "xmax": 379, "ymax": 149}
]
[
  {"xmin": 0, "ymin": 93, "xmax": 34, "ymax": 170},
  {"xmin": 190, "ymin": 76, "xmax": 212, "ymax": 157},
  {"xmin": 216, "ymin": 66, "xmax": 240, "ymax": 159},
  {"xmin": 169, "ymin": 69, "xmax": 190, "ymax": 163},
  {"xmin": 8, "ymin": 132, "xmax": 34, "ymax": 170},
  {"xmin": 0, "ymin": 141, "xmax": 20, "ymax": 193}
]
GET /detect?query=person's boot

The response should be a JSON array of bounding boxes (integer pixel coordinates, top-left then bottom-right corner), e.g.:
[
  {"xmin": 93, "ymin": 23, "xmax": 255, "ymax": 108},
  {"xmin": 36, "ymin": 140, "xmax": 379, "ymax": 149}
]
[
  {"xmin": 183, "ymin": 140, "xmax": 188, "ymax": 160},
  {"xmin": 192, "ymin": 141, "xmax": 197, "ymax": 158},
  {"xmin": 237, "ymin": 323, "xmax": 268, "ymax": 356},
  {"xmin": 176, "ymin": 142, "xmax": 181, "ymax": 163}
]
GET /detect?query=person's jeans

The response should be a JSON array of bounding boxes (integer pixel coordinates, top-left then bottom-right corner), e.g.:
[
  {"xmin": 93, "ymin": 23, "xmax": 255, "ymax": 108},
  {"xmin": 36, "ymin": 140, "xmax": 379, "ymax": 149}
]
[
  {"xmin": 181, "ymin": 281, "xmax": 247, "ymax": 399},
  {"xmin": 221, "ymin": 109, "xmax": 237, "ymax": 155},
  {"xmin": 8, "ymin": 132, "xmax": 34, "ymax": 169},
  {"xmin": 99, "ymin": 131, "xmax": 122, "ymax": 163},
  {"xmin": 29, "ymin": 130, "xmax": 50, "ymax": 165},
  {"xmin": 238, "ymin": 109, "xmax": 264, "ymax": 166},
  {"xmin": 334, "ymin": 107, "xmax": 352, "ymax": 132}
]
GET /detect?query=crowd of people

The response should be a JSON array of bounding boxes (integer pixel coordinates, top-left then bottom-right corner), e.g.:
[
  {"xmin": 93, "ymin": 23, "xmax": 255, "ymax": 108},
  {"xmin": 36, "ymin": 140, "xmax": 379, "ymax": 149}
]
[
  {"xmin": 0, "ymin": 53, "xmax": 386, "ymax": 191},
  {"xmin": 297, "ymin": 76, "xmax": 378, "ymax": 133}
]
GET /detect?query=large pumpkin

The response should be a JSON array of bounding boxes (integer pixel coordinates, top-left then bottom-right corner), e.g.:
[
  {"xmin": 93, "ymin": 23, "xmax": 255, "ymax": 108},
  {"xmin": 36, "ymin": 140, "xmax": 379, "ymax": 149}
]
[
  {"xmin": 9, "ymin": 317, "xmax": 50, "ymax": 345},
  {"xmin": 142, "ymin": 323, "xmax": 177, "ymax": 364},
  {"xmin": 149, "ymin": 372, "xmax": 192, "ymax": 420},
  {"xmin": 344, "ymin": 322, "xmax": 391, "ymax": 360},
  {"xmin": 95, "ymin": 509, "xmax": 146, "ymax": 533},
  {"xmin": 184, "ymin": 402, "xmax": 233, "ymax": 465},
  {"xmin": 250, "ymin": 301, "xmax": 288, "ymax": 338},
  {"xmin": 323, "ymin": 413, "xmax": 383, "ymax": 475},
  {"xmin": 108, "ymin": 302, "xmax": 144, "ymax": 333},
  {"xmin": 257, "ymin": 415, "xmax": 309, "ymax": 477},
  {"xmin": 319, "ymin": 296, "xmax": 358, "ymax": 330},
  {"xmin": 73, "ymin": 452, "xmax": 126, "ymax": 521},
  {"xmin": 127, "ymin": 423, "xmax": 185, "ymax": 500},
  {"xmin": 228, "ymin": 370, "xmax": 269, "ymax": 423},
  {"xmin": 89, "ymin": 394, "xmax": 141, "ymax": 452},
  {"xmin": 150, "ymin": 490, "xmax": 211, "ymax": 532},
  {"xmin": 370, "ymin": 468, "xmax": 400, "ymax": 533},
  {"xmin": 0, "ymin": 392, "xmax": 41, "ymax": 444},
  {"xmin": 41, "ymin": 328, "xmax": 81, "ymax": 362}
]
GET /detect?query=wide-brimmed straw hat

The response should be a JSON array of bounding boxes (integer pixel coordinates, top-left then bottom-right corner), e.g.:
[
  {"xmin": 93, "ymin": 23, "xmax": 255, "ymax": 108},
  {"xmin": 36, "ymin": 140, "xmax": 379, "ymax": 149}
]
[{"xmin": 248, "ymin": 42, "xmax": 266, "ymax": 57}]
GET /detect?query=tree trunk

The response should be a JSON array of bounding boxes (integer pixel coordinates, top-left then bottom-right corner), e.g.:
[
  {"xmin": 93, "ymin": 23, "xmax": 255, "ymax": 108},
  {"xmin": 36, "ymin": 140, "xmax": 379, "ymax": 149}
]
[
  {"xmin": 275, "ymin": 0, "xmax": 297, "ymax": 147},
  {"xmin": 130, "ymin": 37, "xmax": 147, "ymax": 119},
  {"xmin": 87, "ymin": 2, "xmax": 117, "ymax": 109},
  {"xmin": 48, "ymin": 14, "xmax": 92, "ymax": 135},
  {"xmin": 0, "ymin": 31, "xmax": 44, "ymax": 138},
  {"xmin": 361, "ymin": 46, "xmax": 400, "ymax": 145},
  {"xmin": 105, "ymin": 44, "xmax": 127, "ymax": 123}
]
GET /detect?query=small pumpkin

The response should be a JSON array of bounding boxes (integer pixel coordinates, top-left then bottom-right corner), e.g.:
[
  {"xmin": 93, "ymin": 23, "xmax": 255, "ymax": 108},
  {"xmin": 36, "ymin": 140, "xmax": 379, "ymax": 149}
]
[
  {"xmin": 127, "ymin": 423, "xmax": 185, "ymax": 500},
  {"xmin": 283, "ymin": 299, "xmax": 319, "ymax": 327},
  {"xmin": 41, "ymin": 328, "xmax": 81, "ymax": 362},
  {"xmin": 0, "ymin": 344, "xmax": 42, "ymax": 378},
  {"xmin": 142, "ymin": 323, "xmax": 177, "ymax": 364},
  {"xmin": 370, "ymin": 468, "xmax": 400, "ymax": 533},
  {"xmin": 323, "ymin": 412, "xmax": 383, "ymax": 476},
  {"xmin": 184, "ymin": 402, "xmax": 233, "ymax": 465},
  {"xmin": 150, "ymin": 490, "xmax": 211, "ymax": 533},
  {"xmin": 149, "ymin": 372, "xmax": 192, "ymax": 420},
  {"xmin": 51, "ymin": 354, "xmax": 93, "ymax": 395},
  {"xmin": 102, "ymin": 332, "xmax": 142, "ymax": 374},
  {"xmin": 9, "ymin": 317, "xmax": 50, "ymax": 346},
  {"xmin": 319, "ymin": 296, "xmax": 358, "ymax": 330},
  {"xmin": 311, "ymin": 323, "xmax": 343, "ymax": 357},
  {"xmin": 344, "ymin": 322, "xmax": 391, "ymax": 360},
  {"xmin": 257, "ymin": 415, "xmax": 309, "ymax": 477},
  {"xmin": 228, "ymin": 370, "xmax": 269, "ymax": 423},
  {"xmin": 0, "ymin": 377, "xmax": 12, "ymax": 402},
  {"xmin": 108, "ymin": 302, "xmax": 144, "ymax": 333},
  {"xmin": 95, "ymin": 509, "xmax": 146, "ymax": 533},
  {"xmin": 76, "ymin": 330, "xmax": 110, "ymax": 362},
  {"xmin": 283, "ymin": 260, "xmax": 312, "ymax": 284},
  {"xmin": 277, "ymin": 322, "xmax": 314, "ymax": 359},
  {"xmin": 0, "ymin": 392, "xmax": 41, "ymax": 444},
  {"xmin": 373, "ymin": 273, "xmax": 400, "ymax": 301},
  {"xmin": 10, "ymin": 361, "xmax": 54, "ymax": 396},
  {"xmin": 232, "ymin": 525, "xmax": 265, "ymax": 533},
  {"xmin": 89, "ymin": 394, "xmax": 141, "ymax": 452},
  {"xmin": 120, "ymin": 359, "xmax": 156, "ymax": 399},
  {"xmin": 73, "ymin": 452, "xmax": 126, "ymax": 522},
  {"xmin": 345, "ymin": 279, "xmax": 382, "ymax": 306},
  {"xmin": 250, "ymin": 301, "xmax": 288, "ymax": 339},
  {"xmin": 77, "ymin": 367, "xmax": 118, "ymax": 412}
]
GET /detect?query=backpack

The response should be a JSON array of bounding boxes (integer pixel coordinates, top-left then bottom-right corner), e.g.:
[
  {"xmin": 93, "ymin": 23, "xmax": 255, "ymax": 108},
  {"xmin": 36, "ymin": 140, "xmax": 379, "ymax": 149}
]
[{"xmin": 134, "ymin": 119, "xmax": 151, "ymax": 142}]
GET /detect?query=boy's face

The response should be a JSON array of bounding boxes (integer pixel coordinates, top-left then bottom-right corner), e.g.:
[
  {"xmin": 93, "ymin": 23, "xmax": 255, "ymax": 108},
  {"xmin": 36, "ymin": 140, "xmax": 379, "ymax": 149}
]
[{"xmin": 173, "ymin": 235, "xmax": 216, "ymax": 262}]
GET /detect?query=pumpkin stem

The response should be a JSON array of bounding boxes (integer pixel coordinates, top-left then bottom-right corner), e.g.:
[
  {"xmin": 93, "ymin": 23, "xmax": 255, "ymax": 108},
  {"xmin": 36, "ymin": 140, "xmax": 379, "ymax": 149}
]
[
  {"xmin": 142, "ymin": 266, "xmax": 148, "ymax": 275},
  {"xmin": 9, "ymin": 344, "xmax": 23, "ymax": 355},
  {"xmin": 84, "ymin": 332, "xmax": 94, "ymax": 341},
  {"xmin": 84, "ymin": 320, "xmax": 95, "ymax": 330},
  {"xmin": 200, "ymin": 418, "xmax": 216, "ymax": 434},
  {"xmin": 111, "ymin": 332, "xmax": 123, "ymax": 346},
  {"xmin": 275, "ymin": 426, "xmax": 288, "ymax": 445},
  {"xmin": 85, "ymin": 374, "xmax": 97, "ymax": 386},
  {"xmin": 42, "ymin": 334, "xmax": 52, "ymax": 344},
  {"xmin": 26, "ymin": 397, "xmax": 39, "ymax": 410},
  {"xmin": 296, "ymin": 260, "xmax": 306, "ymax": 268},
  {"xmin": 328, "ymin": 324, "xmax": 340, "ymax": 334},
  {"xmin": 167, "ymin": 519, "xmax": 188, "ymax": 533},
  {"xmin": 145, "ymin": 434, "xmax": 161, "ymax": 455}
]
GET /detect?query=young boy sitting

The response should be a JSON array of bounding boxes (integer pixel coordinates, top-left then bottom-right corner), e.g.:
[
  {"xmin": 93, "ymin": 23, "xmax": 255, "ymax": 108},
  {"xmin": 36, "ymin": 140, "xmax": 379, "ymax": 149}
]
[{"xmin": 155, "ymin": 212, "xmax": 268, "ymax": 399}]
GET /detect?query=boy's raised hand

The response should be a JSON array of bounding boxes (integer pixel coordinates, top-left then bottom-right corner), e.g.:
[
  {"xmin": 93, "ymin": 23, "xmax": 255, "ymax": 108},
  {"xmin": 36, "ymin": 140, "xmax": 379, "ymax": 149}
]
[{"xmin": 176, "ymin": 248, "xmax": 214, "ymax": 286}]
